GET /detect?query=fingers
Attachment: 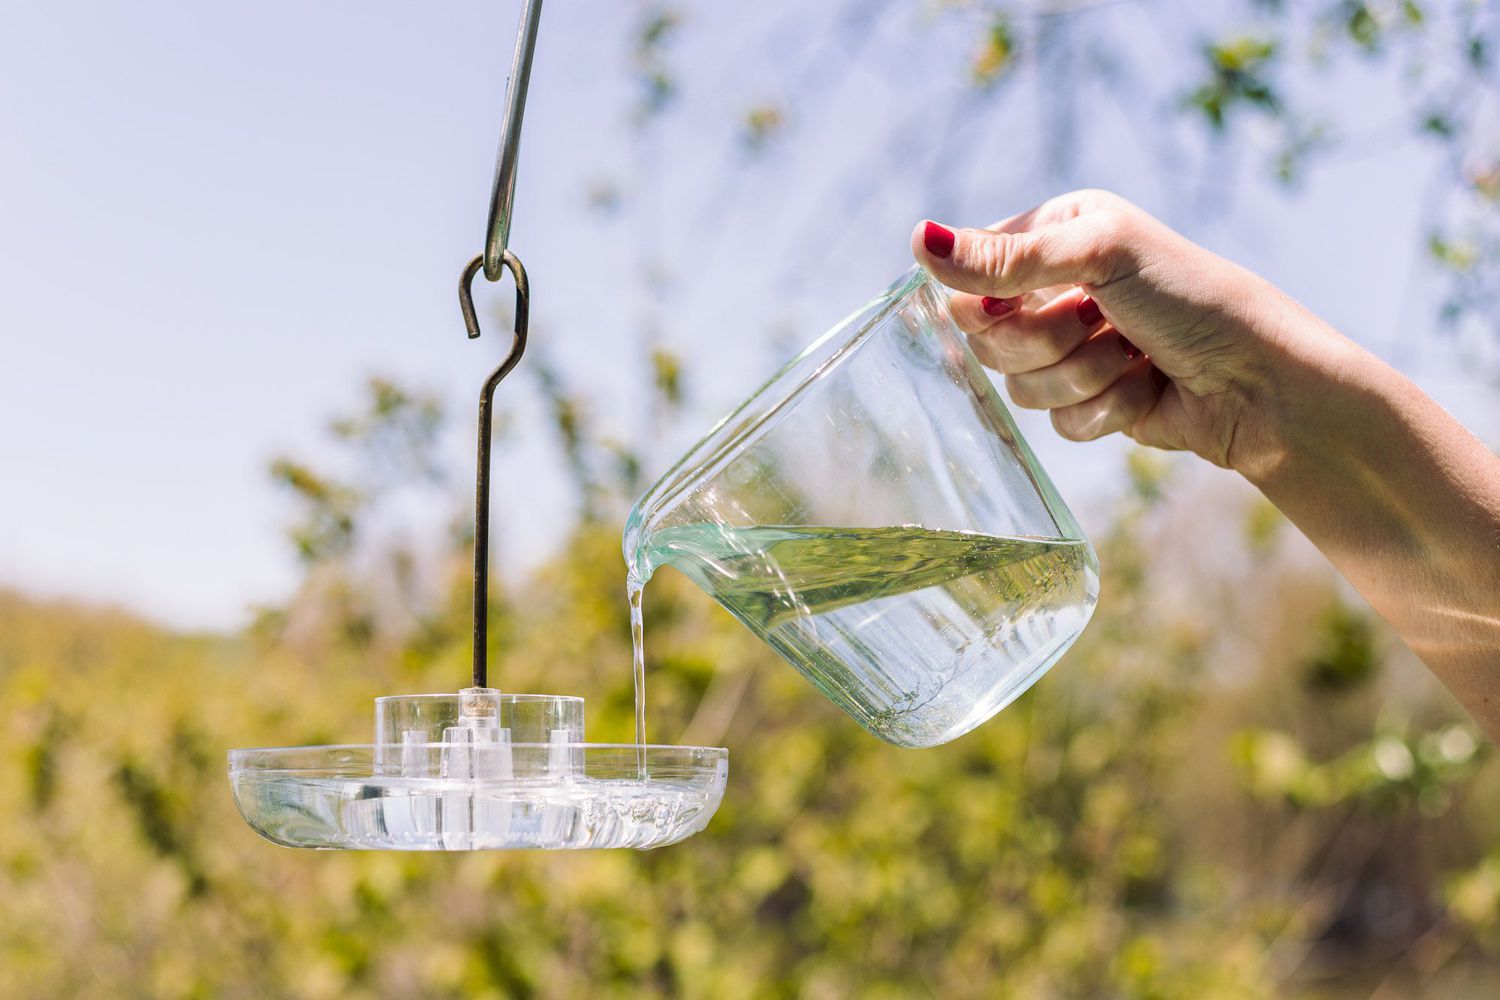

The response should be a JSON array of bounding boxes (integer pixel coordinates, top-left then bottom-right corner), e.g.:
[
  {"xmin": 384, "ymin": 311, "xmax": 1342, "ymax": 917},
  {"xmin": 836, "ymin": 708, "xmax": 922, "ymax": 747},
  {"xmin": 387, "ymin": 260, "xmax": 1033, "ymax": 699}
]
[
  {"xmin": 1050, "ymin": 363, "xmax": 1167, "ymax": 442},
  {"xmin": 1004, "ymin": 328, "xmax": 1143, "ymax": 411},
  {"xmin": 912, "ymin": 209, "xmax": 1143, "ymax": 299},
  {"xmin": 949, "ymin": 292, "xmax": 1025, "ymax": 331},
  {"xmin": 957, "ymin": 287, "xmax": 1097, "ymax": 374}
]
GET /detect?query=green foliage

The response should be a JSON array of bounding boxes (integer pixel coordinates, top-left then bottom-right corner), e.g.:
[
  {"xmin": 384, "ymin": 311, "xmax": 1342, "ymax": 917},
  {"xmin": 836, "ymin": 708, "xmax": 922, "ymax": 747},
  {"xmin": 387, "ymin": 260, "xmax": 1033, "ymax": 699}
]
[
  {"xmin": 270, "ymin": 377, "xmax": 447, "ymax": 565},
  {"xmin": 1302, "ymin": 601, "xmax": 1379, "ymax": 692},
  {"xmin": 1231, "ymin": 723, "xmax": 1482, "ymax": 810},
  {"xmin": 972, "ymin": 17, "xmax": 1018, "ymax": 87},
  {"xmin": 532, "ymin": 356, "xmax": 606, "ymax": 522},
  {"xmin": 650, "ymin": 346, "xmax": 686, "ymax": 409},
  {"xmin": 1186, "ymin": 36, "xmax": 1281, "ymax": 130},
  {"xmin": 1244, "ymin": 496, "xmax": 1284, "ymax": 554},
  {"xmin": 270, "ymin": 459, "xmax": 360, "ymax": 563},
  {"xmin": 1430, "ymin": 231, "xmax": 1480, "ymax": 272},
  {"xmin": 634, "ymin": 6, "xmax": 682, "ymax": 123},
  {"xmin": 7, "ymin": 394, "xmax": 1500, "ymax": 993},
  {"xmin": 740, "ymin": 105, "xmax": 786, "ymax": 153},
  {"xmin": 1330, "ymin": 0, "xmax": 1427, "ymax": 53},
  {"xmin": 328, "ymin": 377, "xmax": 445, "ymax": 488}
]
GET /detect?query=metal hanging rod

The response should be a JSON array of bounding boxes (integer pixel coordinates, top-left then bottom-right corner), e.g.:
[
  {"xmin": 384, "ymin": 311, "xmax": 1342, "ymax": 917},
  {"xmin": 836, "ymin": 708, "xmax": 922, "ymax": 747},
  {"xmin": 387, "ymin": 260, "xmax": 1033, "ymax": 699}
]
[{"xmin": 460, "ymin": 0, "xmax": 545, "ymax": 690}]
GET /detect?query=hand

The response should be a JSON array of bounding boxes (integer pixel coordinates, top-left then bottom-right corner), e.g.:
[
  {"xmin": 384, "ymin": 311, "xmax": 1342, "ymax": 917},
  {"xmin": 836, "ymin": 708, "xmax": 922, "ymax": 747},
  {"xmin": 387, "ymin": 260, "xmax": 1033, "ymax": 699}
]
[
  {"xmin": 912, "ymin": 190, "xmax": 1500, "ymax": 742},
  {"xmin": 910, "ymin": 189, "xmax": 1353, "ymax": 479}
]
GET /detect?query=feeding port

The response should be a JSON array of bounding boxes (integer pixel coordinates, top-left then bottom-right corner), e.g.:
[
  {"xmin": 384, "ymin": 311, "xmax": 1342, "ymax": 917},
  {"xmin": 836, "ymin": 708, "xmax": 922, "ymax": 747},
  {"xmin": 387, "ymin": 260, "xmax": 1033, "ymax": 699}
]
[{"xmin": 229, "ymin": 690, "xmax": 728, "ymax": 851}]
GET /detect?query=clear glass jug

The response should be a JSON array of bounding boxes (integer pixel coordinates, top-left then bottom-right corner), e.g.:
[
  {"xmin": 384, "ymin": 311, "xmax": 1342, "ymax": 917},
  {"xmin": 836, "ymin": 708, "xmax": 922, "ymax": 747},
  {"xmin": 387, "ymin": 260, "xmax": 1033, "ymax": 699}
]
[{"xmin": 624, "ymin": 268, "xmax": 1098, "ymax": 748}]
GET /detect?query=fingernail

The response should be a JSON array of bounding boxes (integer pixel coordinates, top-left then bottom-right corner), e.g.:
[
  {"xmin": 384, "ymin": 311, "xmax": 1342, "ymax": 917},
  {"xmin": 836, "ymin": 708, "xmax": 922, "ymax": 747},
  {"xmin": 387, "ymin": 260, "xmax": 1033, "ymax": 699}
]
[
  {"xmin": 923, "ymin": 221, "xmax": 955, "ymax": 259},
  {"xmin": 981, "ymin": 296, "xmax": 1013, "ymax": 318},
  {"xmin": 1076, "ymin": 295, "xmax": 1103, "ymax": 326},
  {"xmin": 1120, "ymin": 337, "xmax": 1141, "ymax": 360}
]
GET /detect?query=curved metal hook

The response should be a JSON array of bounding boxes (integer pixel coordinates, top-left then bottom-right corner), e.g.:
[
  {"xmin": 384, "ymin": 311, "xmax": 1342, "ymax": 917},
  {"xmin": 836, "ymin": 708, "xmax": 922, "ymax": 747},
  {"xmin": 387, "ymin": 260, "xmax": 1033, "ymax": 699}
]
[
  {"xmin": 459, "ymin": 250, "xmax": 529, "ymax": 340},
  {"xmin": 462, "ymin": 249, "xmax": 530, "ymax": 689}
]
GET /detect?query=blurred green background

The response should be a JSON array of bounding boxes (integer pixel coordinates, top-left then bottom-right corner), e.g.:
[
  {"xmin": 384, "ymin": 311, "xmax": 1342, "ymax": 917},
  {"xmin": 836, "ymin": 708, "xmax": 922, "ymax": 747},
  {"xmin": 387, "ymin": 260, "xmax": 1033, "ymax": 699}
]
[{"xmin": 6, "ymin": 1, "xmax": 1500, "ymax": 997}]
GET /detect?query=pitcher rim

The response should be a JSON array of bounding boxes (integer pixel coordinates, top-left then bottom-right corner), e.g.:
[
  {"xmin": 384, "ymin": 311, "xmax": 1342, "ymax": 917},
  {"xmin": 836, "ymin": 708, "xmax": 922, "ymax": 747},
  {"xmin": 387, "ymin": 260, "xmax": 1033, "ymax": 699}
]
[{"xmin": 624, "ymin": 266, "xmax": 933, "ymax": 561}]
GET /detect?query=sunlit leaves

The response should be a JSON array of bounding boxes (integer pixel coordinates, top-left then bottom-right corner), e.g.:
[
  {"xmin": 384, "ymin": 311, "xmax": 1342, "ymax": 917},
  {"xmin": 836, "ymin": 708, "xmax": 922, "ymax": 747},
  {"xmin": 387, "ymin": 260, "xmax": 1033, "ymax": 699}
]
[
  {"xmin": 741, "ymin": 104, "xmax": 785, "ymax": 152},
  {"xmin": 1125, "ymin": 447, "xmax": 1170, "ymax": 503},
  {"xmin": 3, "ymin": 447, "xmax": 1495, "ymax": 993},
  {"xmin": 1244, "ymin": 496, "xmax": 1284, "ymax": 554},
  {"xmin": 269, "ymin": 458, "xmax": 360, "ymax": 563},
  {"xmin": 1272, "ymin": 119, "xmax": 1331, "ymax": 185},
  {"xmin": 1231, "ymin": 723, "xmax": 1483, "ymax": 811},
  {"xmin": 972, "ymin": 17, "xmax": 1018, "ymax": 87},
  {"xmin": 1186, "ymin": 36, "xmax": 1281, "ymax": 130},
  {"xmin": 1447, "ymin": 850, "xmax": 1500, "ymax": 932},
  {"xmin": 328, "ymin": 377, "xmax": 445, "ymax": 487},
  {"xmin": 1331, "ymin": 0, "xmax": 1429, "ymax": 53},
  {"xmin": 1472, "ymin": 164, "xmax": 1500, "ymax": 203},
  {"xmin": 634, "ymin": 6, "xmax": 682, "ymax": 123},
  {"xmin": 1429, "ymin": 231, "xmax": 1479, "ymax": 271},
  {"xmin": 269, "ymin": 377, "xmax": 448, "ymax": 566},
  {"xmin": 1302, "ymin": 601, "xmax": 1379, "ymax": 692},
  {"xmin": 649, "ymin": 346, "xmax": 685, "ymax": 408}
]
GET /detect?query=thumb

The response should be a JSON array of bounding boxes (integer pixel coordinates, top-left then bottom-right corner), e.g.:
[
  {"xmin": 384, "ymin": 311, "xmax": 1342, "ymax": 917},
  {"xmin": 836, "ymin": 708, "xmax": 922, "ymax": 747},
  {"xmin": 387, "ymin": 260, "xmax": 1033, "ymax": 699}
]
[{"xmin": 911, "ymin": 212, "xmax": 1139, "ymax": 299}]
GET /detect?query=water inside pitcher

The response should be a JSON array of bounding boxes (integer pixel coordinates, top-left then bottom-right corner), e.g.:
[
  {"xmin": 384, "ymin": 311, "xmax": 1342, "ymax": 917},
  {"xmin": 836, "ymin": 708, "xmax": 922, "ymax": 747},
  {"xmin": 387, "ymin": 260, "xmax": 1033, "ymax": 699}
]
[{"xmin": 625, "ymin": 268, "xmax": 1098, "ymax": 748}]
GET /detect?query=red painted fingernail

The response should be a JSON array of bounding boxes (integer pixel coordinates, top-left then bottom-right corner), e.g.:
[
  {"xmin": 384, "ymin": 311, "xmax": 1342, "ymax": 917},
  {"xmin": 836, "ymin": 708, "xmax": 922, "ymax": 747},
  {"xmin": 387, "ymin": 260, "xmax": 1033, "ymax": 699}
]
[
  {"xmin": 981, "ymin": 296, "xmax": 1013, "ymax": 318},
  {"xmin": 1121, "ymin": 337, "xmax": 1141, "ymax": 360},
  {"xmin": 1076, "ymin": 295, "xmax": 1102, "ymax": 326},
  {"xmin": 923, "ymin": 221, "xmax": 955, "ymax": 258}
]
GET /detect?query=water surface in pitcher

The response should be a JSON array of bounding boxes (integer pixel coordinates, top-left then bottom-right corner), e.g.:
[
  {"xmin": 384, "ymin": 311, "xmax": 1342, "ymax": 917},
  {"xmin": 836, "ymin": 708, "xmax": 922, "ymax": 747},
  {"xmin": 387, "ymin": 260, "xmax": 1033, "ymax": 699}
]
[{"xmin": 629, "ymin": 524, "xmax": 1098, "ymax": 747}]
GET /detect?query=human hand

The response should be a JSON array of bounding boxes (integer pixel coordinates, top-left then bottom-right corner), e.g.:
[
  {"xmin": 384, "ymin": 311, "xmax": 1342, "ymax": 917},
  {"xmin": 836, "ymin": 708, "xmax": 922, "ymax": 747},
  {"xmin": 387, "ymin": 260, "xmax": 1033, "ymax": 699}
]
[
  {"xmin": 911, "ymin": 189, "xmax": 1355, "ymax": 479},
  {"xmin": 913, "ymin": 191, "xmax": 1500, "ymax": 742}
]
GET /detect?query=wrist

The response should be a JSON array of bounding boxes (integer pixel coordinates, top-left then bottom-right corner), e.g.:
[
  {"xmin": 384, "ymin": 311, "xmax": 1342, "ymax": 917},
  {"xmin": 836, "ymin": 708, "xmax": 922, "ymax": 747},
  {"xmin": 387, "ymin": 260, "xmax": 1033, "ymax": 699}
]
[{"xmin": 1226, "ymin": 307, "xmax": 1386, "ymax": 490}]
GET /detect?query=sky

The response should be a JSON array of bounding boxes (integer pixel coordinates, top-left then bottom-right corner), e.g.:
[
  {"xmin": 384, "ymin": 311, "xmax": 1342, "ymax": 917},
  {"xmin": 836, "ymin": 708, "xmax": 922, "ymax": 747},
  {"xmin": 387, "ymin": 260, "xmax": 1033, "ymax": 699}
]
[{"xmin": 1, "ymin": 1, "xmax": 1495, "ymax": 630}]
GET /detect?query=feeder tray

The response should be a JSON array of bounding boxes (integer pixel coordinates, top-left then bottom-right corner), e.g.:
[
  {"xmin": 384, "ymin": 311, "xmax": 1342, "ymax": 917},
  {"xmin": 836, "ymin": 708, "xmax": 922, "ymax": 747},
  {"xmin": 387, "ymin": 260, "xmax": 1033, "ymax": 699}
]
[{"xmin": 231, "ymin": 690, "xmax": 727, "ymax": 851}]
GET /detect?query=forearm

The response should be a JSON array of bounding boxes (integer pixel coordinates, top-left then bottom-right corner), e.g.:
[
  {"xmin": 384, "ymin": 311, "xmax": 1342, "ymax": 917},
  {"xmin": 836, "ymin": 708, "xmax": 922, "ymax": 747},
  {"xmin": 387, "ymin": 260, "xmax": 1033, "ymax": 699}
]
[{"xmin": 1243, "ymin": 328, "xmax": 1500, "ymax": 738}]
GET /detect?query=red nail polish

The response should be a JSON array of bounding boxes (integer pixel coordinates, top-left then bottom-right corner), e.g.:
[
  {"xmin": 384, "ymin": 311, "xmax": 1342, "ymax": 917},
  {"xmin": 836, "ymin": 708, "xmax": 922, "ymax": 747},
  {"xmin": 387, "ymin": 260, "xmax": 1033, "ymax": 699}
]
[
  {"xmin": 981, "ymin": 296, "xmax": 1013, "ymax": 318},
  {"xmin": 1076, "ymin": 296, "xmax": 1102, "ymax": 326},
  {"xmin": 924, "ymin": 222, "xmax": 955, "ymax": 259},
  {"xmin": 1120, "ymin": 337, "xmax": 1141, "ymax": 360}
]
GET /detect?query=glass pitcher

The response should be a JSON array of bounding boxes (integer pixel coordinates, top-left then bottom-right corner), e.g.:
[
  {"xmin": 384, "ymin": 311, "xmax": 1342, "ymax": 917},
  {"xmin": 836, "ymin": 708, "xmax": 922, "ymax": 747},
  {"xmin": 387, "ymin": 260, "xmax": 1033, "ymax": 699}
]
[{"xmin": 624, "ymin": 267, "xmax": 1098, "ymax": 748}]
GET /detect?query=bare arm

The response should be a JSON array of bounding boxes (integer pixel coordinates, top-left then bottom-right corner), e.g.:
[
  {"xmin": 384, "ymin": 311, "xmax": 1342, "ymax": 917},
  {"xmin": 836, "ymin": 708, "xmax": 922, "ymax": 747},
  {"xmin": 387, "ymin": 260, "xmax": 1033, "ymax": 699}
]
[{"xmin": 911, "ymin": 190, "xmax": 1500, "ymax": 740}]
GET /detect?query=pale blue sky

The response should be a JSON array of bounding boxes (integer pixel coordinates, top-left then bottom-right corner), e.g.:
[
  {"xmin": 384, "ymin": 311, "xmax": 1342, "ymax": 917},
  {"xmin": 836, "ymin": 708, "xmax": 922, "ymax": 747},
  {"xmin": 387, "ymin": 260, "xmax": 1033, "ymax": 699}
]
[{"xmin": 1, "ymin": 1, "xmax": 1494, "ymax": 628}]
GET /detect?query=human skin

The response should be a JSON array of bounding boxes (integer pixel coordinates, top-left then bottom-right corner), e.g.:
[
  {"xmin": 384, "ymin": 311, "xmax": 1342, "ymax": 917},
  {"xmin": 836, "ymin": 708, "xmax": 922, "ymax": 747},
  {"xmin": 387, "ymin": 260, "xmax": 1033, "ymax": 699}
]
[{"xmin": 911, "ymin": 189, "xmax": 1500, "ymax": 742}]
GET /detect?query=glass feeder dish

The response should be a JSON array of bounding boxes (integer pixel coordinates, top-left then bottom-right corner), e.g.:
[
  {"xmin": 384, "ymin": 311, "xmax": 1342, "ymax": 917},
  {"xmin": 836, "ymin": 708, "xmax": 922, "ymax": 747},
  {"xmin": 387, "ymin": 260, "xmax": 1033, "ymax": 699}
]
[{"xmin": 229, "ymin": 690, "xmax": 728, "ymax": 851}]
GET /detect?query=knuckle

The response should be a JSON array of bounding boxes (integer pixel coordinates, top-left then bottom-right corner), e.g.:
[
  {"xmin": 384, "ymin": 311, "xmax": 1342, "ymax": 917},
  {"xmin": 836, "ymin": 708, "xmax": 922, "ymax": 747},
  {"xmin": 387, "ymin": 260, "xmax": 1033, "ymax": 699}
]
[
  {"xmin": 1079, "ymin": 209, "xmax": 1138, "ymax": 284},
  {"xmin": 1053, "ymin": 396, "xmax": 1114, "ymax": 441},
  {"xmin": 966, "ymin": 333, "xmax": 999, "ymax": 370},
  {"xmin": 1078, "ymin": 188, "xmax": 1135, "ymax": 214},
  {"xmin": 1033, "ymin": 329, "xmax": 1073, "ymax": 369},
  {"xmin": 976, "ymin": 331, "xmax": 1030, "ymax": 374},
  {"xmin": 1004, "ymin": 373, "xmax": 1037, "ymax": 409},
  {"xmin": 953, "ymin": 312, "xmax": 989, "ymax": 336},
  {"xmin": 972, "ymin": 232, "xmax": 1015, "ymax": 284},
  {"xmin": 1051, "ymin": 408, "xmax": 1088, "ymax": 441}
]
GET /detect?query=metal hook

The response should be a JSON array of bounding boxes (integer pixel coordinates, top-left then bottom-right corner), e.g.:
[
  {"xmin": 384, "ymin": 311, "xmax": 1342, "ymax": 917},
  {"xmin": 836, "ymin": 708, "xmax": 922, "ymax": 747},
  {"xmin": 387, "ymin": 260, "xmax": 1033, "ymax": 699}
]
[
  {"xmin": 462, "ymin": 249, "xmax": 530, "ymax": 689},
  {"xmin": 483, "ymin": 0, "xmax": 544, "ymax": 282}
]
